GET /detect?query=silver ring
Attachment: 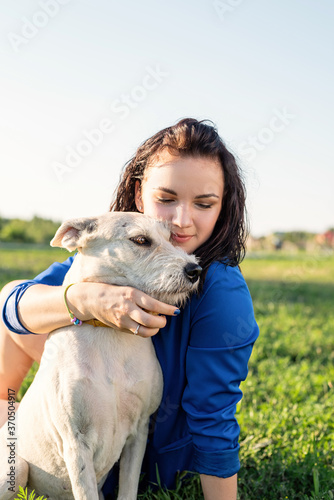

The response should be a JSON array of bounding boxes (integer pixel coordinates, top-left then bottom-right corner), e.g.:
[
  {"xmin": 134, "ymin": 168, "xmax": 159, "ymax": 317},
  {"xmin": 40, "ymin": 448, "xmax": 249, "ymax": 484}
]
[{"xmin": 134, "ymin": 324, "xmax": 140, "ymax": 335}]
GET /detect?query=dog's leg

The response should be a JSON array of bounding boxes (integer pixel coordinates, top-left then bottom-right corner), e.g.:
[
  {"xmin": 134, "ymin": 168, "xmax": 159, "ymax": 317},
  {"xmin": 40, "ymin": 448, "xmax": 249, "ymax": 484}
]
[
  {"xmin": 97, "ymin": 471, "xmax": 109, "ymax": 500},
  {"xmin": 63, "ymin": 443, "xmax": 99, "ymax": 500},
  {"xmin": 117, "ymin": 420, "xmax": 149, "ymax": 500},
  {"xmin": 0, "ymin": 428, "xmax": 29, "ymax": 500},
  {"xmin": 0, "ymin": 452, "xmax": 28, "ymax": 500}
]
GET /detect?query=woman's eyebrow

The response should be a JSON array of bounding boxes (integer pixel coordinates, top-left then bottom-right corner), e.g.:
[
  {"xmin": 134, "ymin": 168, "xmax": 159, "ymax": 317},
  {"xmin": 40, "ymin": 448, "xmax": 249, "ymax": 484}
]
[
  {"xmin": 194, "ymin": 193, "xmax": 220, "ymax": 199},
  {"xmin": 153, "ymin": 187, "xmax": 219, "ymax": 199},
  {"xmin": 153, "ymin": 187, "xmax": 177, "ymax": 195}
]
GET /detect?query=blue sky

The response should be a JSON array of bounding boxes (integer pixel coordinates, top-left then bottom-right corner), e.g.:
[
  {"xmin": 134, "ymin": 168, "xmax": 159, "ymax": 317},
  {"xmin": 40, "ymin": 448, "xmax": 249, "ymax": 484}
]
[{"xmin": 0, "ymin": 0, "xmax": 333, "ymax": 236}]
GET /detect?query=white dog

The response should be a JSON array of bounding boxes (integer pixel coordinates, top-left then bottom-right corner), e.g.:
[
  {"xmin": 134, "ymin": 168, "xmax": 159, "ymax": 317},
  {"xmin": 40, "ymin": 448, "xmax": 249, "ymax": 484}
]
[{"xmin": 0, "ymin": 212, "xmax": 201, "ymax": 500}]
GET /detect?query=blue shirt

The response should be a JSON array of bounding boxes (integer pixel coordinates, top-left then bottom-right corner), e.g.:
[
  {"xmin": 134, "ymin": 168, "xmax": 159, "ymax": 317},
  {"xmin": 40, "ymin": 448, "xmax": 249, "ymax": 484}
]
[{"xmin": 2, "ymin": 257, "xmax": 259, "ymax": 493}]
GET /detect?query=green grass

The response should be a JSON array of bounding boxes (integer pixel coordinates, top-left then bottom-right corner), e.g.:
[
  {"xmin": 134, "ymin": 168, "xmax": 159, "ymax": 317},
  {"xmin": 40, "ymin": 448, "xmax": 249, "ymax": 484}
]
[
  {"xmin": 237, "ymin": 251, "xmax": 334, "ymax": 500},
  {"xmin": 1, "ymin": 244, "xmax": 333, "ymax": 499},
  {"xmin": 0, "ymin": 242, "xmax": 71, "ymax": 287},
  {"xmin": 14, "ymin": 485, "xmax": 47, "ymax": 500}
]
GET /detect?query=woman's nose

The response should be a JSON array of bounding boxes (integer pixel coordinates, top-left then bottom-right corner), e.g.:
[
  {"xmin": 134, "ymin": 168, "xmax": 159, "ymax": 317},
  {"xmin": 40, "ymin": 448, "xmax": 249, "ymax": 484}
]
[{"xmin": 172, "ymin": 205, "xmax": 192, "ymax": 227}]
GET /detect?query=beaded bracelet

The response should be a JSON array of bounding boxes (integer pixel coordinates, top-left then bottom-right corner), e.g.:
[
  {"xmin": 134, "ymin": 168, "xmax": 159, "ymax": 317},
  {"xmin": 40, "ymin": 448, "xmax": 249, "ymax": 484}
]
[{"xmin": 64, "ymin": 283, "xmax": 82, "ymax": 326}]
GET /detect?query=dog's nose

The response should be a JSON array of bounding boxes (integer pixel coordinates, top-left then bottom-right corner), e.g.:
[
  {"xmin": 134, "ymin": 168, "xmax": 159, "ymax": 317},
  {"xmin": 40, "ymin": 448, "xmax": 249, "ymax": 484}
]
[{"xmin": 184, "ymin": 263, "xmax": 202, "ymax": 283}]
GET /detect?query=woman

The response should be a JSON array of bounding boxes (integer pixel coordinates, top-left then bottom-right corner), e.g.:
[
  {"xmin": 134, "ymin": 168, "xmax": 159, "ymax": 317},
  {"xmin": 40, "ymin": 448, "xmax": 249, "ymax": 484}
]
[{"xmin": 0, "ymin": 118, "xmax": 259, "ymax": 499}]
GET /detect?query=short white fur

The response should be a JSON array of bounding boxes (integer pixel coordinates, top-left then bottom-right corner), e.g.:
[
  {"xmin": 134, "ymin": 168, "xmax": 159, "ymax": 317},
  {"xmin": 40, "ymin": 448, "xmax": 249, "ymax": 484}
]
[{"xmin": 0, "ymin": 212, "xmax": 200, "ymax": 500}]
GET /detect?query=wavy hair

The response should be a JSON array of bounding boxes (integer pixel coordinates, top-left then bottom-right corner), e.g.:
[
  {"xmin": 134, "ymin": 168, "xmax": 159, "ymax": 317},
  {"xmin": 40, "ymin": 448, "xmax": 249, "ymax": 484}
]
[{"xmin": 110, "ymin": 118, "xmax": 248, "ymax": 285}]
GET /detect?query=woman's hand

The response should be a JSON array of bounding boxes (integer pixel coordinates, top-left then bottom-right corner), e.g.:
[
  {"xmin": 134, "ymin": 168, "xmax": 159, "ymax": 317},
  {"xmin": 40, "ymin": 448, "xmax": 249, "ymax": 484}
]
[
  {"xmin": 67, "ymin": 282, "xmax": 179, "ymax": 338},
  {"xmin": 17, "ymin": 282, "xmax": 179, "ymax": 337}
]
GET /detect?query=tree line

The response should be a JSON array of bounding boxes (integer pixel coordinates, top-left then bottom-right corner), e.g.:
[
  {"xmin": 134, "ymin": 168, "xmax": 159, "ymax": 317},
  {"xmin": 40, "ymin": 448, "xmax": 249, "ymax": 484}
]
[{"xmin": 0, "ymin": 216, "xmax": 61, "ymax": 244}]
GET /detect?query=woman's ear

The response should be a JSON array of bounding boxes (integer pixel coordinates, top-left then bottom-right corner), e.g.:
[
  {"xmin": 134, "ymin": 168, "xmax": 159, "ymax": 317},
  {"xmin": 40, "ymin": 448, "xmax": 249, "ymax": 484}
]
[{"xmin": 134, "ymin": 180, "xmax": 143, "ymax": 212}]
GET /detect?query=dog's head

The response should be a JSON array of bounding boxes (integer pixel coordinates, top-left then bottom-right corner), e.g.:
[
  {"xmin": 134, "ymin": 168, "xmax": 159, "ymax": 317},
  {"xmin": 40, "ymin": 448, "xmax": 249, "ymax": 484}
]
[{"xmin": 51, "ymin": 212, "xmax": 201, "ymax": 306}]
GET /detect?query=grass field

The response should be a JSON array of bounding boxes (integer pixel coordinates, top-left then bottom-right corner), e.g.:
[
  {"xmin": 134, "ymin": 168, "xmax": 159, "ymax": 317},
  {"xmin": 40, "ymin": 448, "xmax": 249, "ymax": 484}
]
[{"xmin": 0, "ymin": 244, "xmax": 333, "ymax": 499}]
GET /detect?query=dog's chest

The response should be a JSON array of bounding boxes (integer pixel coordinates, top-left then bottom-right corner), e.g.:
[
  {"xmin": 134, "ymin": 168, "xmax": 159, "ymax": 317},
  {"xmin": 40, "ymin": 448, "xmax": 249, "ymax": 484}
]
[{"xmin": 48, "ymin": 326, "xmax": 163, "ymax": 421}]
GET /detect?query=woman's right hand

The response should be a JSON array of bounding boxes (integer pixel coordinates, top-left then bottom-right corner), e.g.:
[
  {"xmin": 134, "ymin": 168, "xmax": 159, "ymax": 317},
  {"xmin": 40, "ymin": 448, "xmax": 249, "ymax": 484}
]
[{"xmin": 66, "ymin": 282, "xmax": 180, "ymax": 338}]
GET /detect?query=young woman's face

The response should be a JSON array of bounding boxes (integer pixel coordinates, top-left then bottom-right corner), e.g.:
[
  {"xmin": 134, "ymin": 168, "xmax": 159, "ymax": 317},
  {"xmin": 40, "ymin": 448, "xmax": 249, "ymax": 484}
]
[{"xmin": 135, "ymin": 151, "xmax": 224, "ymax": 254}]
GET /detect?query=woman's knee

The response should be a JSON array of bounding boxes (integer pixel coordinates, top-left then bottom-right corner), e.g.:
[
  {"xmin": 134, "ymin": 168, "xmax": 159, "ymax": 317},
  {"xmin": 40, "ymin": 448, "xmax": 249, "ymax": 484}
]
[
  {"xmin": 0, "ymin": 280, "xmax": 42, "ymax": 393},
  {"xmin": 0, "ymin": 288, "xmax": 33, "ymax": 397},
  {"xmin": 0, "ymin": 280, "xmax": 26, "ymax": 307},
  {"xmin": 0, "ymin": 280, "xmax": 27, "ymax": 330}
]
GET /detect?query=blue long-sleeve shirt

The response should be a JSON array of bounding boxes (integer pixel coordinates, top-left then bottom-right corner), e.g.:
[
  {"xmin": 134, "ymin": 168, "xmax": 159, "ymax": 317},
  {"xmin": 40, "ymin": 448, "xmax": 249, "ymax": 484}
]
[{"xmin": 2, "ymin": 257, "xmax": 259, "ymax": 493}]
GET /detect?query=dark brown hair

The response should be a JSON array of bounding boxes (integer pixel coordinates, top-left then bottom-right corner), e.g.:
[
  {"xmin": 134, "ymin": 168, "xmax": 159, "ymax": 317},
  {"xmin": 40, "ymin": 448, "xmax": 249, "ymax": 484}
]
[{"xmin": 110, "ymin": 118, "xmax": 248, "ymax": 285}]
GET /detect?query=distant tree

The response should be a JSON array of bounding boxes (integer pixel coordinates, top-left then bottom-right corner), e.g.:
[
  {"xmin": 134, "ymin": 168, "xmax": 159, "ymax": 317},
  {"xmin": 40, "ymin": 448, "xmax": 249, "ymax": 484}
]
[
  {"xmin": 0, "ymin": 219, "xmax": 33, "ymax": 243},
  {"xmin": 0, "ymin": 216, "xmax": 60, "ymax": 244},
  {"xmin": 274, "ymin": 231, "xmax": 317, "ymax": 250},
  {"xmin": 0, "ymin": 216, "xmax": 10, "ymax": 232},
  {"xmin": 26, "ymin": 216, "xmax": 61, "ymax": 244}
]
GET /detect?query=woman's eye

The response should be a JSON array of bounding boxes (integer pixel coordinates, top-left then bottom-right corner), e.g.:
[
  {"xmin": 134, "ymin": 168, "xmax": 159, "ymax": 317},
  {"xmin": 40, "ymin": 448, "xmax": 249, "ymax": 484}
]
[
  {"xmin": 130, "ymin": 235, "xmax": 151, "ymax": 246},
  {"xmin": 156, "ymin": 197, "xmax": 174, "ymax": 204},
  {"xmin": 156, "ymin": 197, "xmax": 212, "ymax": 209},
  {"xmin": 196, "ymin": 203, "xmax": 212, "ymax": 209}
]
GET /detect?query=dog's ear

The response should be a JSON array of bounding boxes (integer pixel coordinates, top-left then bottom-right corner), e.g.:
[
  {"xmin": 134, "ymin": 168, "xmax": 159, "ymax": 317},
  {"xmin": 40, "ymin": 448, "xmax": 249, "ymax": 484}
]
[{"xmin": 50, "ymin": 217, "xmax": 98, "ymax": 251}]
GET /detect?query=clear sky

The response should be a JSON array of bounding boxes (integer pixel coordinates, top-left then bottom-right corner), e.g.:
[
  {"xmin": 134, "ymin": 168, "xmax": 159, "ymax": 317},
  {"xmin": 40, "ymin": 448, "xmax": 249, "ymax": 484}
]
[{"xmin": 0, "ymin": 0, "xmax": 333, "ymax": 237}]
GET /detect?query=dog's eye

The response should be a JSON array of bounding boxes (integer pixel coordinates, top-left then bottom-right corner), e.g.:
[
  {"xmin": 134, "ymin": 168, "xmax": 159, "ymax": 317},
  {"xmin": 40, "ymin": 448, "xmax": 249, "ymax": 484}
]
[{"xmin": 130, "ymin": 235, "xmax": 151, "ymax": 246}]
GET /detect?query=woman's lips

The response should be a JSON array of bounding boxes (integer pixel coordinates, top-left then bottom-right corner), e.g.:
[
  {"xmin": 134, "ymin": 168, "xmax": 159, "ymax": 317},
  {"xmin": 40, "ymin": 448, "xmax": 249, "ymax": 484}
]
[{"xmin": 171, "ymin": 232, "xmax": 194, "ymax": 244}]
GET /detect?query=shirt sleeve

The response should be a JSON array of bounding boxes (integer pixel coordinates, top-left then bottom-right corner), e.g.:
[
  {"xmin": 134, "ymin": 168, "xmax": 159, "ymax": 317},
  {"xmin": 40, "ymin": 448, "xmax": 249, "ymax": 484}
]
[
  {"xmin": 2, "ymin": 255, "xmax": 75, "ymax": 335},
  {"xmin": 182, "ymin": 263, "xmax": 259, "ymax": 478}
]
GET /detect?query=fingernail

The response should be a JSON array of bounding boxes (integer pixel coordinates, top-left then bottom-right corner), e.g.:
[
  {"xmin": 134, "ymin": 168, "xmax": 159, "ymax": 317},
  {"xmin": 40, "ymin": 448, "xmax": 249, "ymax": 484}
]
[{"xmin": 174, "ymin": 309, "xmax": 181, "ymax": 315}]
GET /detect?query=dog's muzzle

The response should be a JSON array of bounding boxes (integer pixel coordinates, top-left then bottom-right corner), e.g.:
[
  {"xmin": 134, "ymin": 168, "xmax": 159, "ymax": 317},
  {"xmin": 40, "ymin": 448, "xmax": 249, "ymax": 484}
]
[{"xmin": 184, "ymin": 263, "xmax": 202, "ymax": 283}]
